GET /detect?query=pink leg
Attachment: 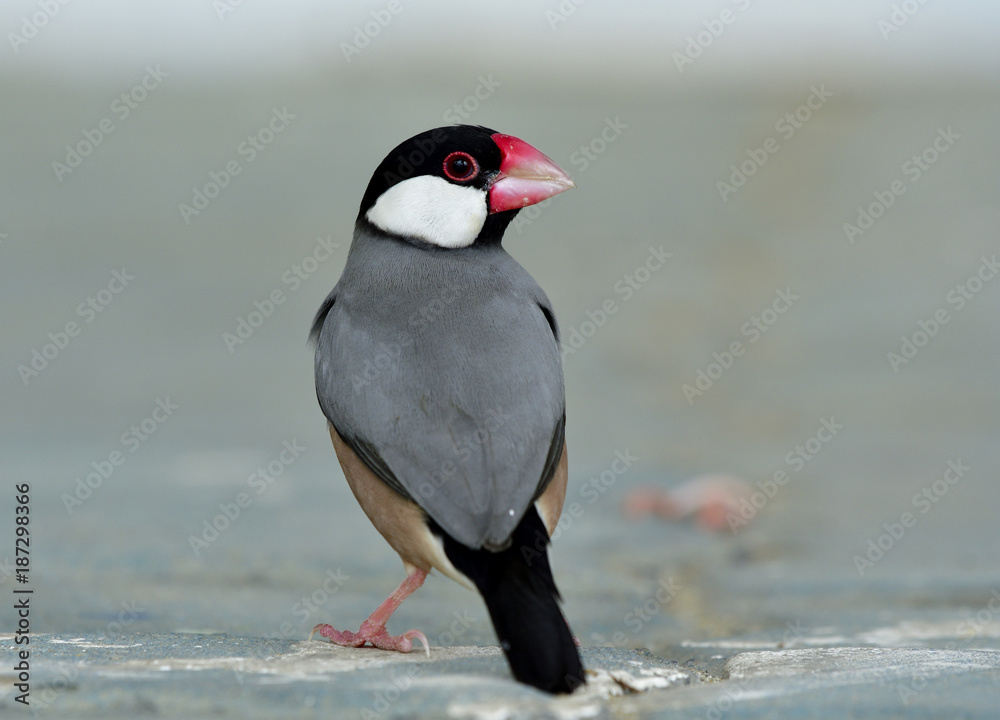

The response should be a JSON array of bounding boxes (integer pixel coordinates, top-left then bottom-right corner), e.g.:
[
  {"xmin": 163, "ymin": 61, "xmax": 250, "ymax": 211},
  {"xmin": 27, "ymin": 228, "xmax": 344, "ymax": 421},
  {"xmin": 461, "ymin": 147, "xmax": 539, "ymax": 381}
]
[{"xmin": 310, "ymin": 568, "xmax": 430, "ymax": 655}]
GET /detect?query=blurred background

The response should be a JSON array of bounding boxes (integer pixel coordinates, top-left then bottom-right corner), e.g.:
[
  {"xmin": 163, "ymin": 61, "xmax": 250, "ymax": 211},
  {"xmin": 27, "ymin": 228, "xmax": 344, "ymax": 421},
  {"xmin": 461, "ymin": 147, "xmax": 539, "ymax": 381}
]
[{"xmin": 2, "ymin": 0, "xmax": 999, "ymax": 662}]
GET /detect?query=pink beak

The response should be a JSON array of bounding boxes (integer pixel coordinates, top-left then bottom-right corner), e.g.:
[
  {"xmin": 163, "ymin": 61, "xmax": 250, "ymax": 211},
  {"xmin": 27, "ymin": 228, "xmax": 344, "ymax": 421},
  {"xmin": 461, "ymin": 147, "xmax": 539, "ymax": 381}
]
[{"xmin": 488, "ymin": 133, "xmax": 575, "ymax": 214}]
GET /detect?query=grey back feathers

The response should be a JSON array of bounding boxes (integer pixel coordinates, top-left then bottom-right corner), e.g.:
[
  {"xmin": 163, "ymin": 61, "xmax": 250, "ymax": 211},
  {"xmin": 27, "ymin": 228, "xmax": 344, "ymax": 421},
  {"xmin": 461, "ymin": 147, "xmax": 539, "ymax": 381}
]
[{"xmin": 313, "ymin": 227, "xmax": 565, "ymax": 549}]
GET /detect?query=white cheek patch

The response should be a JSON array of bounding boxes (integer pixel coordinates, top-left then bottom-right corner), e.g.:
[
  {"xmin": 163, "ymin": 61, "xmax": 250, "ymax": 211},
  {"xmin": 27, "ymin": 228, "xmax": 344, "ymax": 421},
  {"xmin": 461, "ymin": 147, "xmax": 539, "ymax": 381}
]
[{"xmin": 366, "ymin": 176, "xmax": 488, "ymax": 249}]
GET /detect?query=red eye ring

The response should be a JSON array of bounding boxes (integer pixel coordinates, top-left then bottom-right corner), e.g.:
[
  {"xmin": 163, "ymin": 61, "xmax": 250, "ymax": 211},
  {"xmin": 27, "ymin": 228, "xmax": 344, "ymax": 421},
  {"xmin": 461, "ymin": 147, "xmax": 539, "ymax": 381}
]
[{"xmin": 442, "ymin": 151, "xmax": 479, "ymax": 182}]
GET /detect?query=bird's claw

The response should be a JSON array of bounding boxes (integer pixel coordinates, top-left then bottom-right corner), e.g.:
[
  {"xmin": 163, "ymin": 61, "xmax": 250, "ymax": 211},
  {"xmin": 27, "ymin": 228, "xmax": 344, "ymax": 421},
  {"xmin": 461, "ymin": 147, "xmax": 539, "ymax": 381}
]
[
  {"xmin": 311, "ymin": 622, "xmax": 430, "ymax": 656},
  {"xmin": 404, "ymin": 629, "xmax": 431, "ymax": 657}
]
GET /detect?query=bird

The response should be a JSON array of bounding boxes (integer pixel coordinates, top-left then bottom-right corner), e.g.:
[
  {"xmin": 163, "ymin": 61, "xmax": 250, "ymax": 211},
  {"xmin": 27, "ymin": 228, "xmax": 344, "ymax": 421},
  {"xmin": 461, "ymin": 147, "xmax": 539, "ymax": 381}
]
[{"xmin": 308, "ymin": 125, "xmax": 583, "ymax": 694}]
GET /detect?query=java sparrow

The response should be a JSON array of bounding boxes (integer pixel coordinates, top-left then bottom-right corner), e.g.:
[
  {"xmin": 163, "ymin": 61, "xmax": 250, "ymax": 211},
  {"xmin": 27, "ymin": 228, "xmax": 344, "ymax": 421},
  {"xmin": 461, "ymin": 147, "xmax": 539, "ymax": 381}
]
[{"xmin": 309, "ymin": 125, "xmax": 582, "ymax": 693}]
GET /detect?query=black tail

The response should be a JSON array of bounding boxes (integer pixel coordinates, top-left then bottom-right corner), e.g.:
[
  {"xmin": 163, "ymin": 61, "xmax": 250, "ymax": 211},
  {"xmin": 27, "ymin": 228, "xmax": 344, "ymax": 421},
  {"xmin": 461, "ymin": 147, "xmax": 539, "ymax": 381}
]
[{"xmin": 436, "ymin": 508, "xmax": 585, "ymax": 694}]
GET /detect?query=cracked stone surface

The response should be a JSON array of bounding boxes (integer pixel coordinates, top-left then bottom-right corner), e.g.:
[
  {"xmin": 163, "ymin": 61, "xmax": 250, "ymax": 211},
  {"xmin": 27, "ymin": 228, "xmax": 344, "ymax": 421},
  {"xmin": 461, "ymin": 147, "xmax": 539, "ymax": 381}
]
[
  {"xmin": 0, "ymin": 635, "xmax": 696, "ymax": 718},
  {"xmin": 4, "ymin": 636, "xmax": 999, "ymax": 718}
]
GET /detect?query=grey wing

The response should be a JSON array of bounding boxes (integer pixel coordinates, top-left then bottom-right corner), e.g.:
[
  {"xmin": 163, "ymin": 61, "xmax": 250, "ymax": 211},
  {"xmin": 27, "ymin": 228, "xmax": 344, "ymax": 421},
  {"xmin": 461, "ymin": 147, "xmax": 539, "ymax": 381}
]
[{"xmin": 314, "ymin": 284, "xmax": 565, "ymax": 549}]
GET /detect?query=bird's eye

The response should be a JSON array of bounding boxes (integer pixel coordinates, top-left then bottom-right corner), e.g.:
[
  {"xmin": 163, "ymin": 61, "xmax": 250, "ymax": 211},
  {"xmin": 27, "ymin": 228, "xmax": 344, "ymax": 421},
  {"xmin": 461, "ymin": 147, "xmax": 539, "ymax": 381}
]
[{"xmin": 443, "ymin": 152, "xmax": 479, "ymax": 182}]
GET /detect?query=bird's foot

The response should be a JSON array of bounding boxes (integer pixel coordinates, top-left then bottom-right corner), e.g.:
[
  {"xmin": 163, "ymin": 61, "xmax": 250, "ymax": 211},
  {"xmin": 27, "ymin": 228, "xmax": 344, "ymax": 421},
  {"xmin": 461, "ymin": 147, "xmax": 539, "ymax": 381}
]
[
  {"xmin": 309, "ymin": 567, "xmax": 430, "ymax": 655},
  {"xmin": 311, "ymin": 619, "xmax": 430, "ymax": 656}
]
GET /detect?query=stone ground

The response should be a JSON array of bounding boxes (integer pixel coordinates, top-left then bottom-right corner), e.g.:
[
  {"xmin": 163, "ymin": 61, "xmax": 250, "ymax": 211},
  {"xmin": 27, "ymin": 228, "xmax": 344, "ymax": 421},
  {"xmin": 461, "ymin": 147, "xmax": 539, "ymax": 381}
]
[
  {"xmin": 4, "ymin": 633, "xmax": 999, "ymax": 718},
  {"xmin": 3, "ymin": 17, "xmax": 1000, "ymax": 719}
]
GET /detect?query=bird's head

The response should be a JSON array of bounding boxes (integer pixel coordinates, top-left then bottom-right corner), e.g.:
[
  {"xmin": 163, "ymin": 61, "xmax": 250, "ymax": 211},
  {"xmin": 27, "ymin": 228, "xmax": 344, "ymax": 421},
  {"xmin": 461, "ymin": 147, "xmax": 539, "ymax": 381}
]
[{"xmin": 358, "ymin": 125, "xmax": 574, "ymax": 249}]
